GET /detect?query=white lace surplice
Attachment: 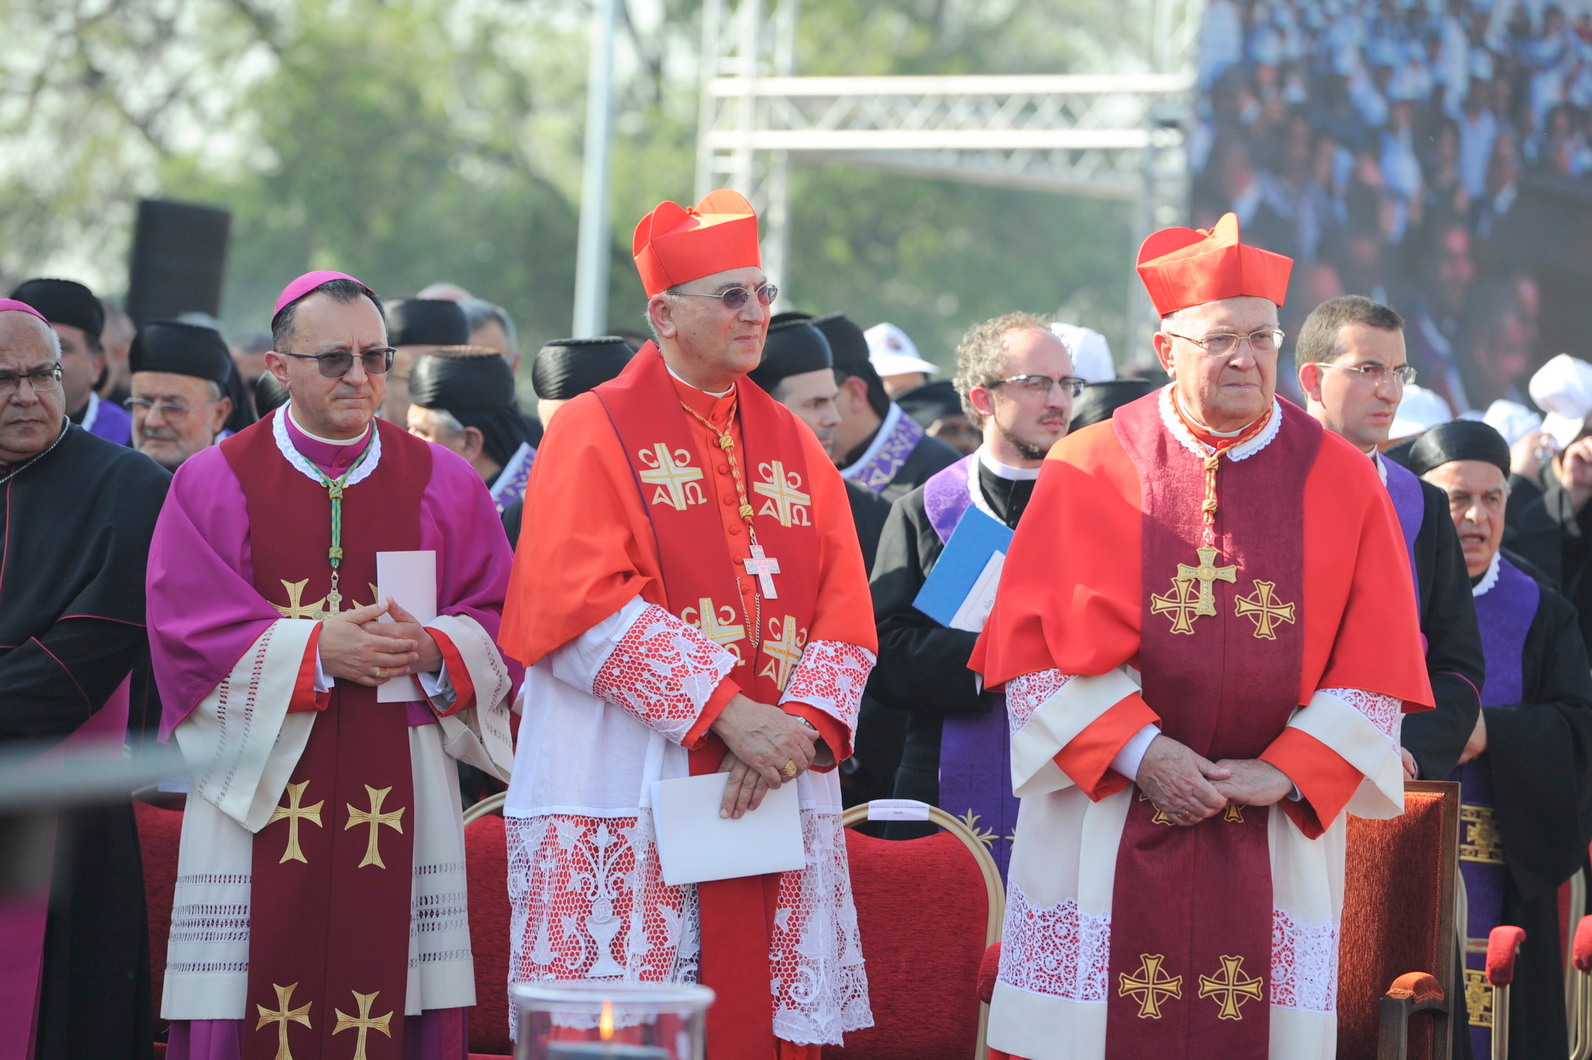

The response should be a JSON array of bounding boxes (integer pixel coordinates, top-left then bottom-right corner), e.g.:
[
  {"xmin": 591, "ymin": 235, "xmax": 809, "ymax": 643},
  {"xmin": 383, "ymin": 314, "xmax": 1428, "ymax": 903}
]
[
  {"xmin": 989, "ymin": 668, "xmax": 1403, "ymax": 1060},
  {"xmin": 504, "ymin": 598, "xmax": 873, "ymax": 1046}
]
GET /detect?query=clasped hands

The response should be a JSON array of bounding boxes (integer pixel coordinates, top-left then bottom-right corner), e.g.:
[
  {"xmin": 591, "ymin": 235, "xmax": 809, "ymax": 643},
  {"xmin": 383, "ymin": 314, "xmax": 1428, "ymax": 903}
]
[
  {"xmin": 1136, "ymin": 734, "xmax": 1294, "ymax": 827},
  {"xmin": 711, "ymin": 693, "xmax": 826, "ymax": 820},
  {"xmin": 317, "ymin": 597, "xmax": 443, "ymax": 687}
]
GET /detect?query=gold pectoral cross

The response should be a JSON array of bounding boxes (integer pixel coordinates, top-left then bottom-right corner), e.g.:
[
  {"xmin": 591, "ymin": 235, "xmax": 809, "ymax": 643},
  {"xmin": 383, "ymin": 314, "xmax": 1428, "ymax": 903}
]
[{"xmin": 1177, "ymin": 546, "xmax": 1237, "ymax": 616}]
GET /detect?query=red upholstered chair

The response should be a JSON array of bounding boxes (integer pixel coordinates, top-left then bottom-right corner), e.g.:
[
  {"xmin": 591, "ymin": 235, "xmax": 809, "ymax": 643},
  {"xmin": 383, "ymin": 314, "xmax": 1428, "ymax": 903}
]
[
  {"xmin": 463, "ymin": 794, "xmax": 514, "ymax": 1060},
  {"xmin": 1568, "ymin": 916, "xmax": 1592, "ymax": 1060},
  {"xmin": 822, "ymin": 802, "xmax": 1005, "ymax": 1060},
  {"xmin": 135, "ymin": 798, "xmax": 184, "ymax": 1048},
  {"xmin": 1336, "ymin": 780, "xmax": 1461, "ymax": 1060}
]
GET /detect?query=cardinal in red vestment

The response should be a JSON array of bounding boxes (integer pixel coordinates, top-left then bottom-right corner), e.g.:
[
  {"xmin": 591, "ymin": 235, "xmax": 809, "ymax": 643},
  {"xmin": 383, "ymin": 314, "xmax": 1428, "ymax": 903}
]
[
  {"xmin": 498, "ymin": 190, "xmax": 876, "ymax": 1058},
  {"xmin": 970, "ymin": 214, "xmax": 1433, "ymax": 1060}
]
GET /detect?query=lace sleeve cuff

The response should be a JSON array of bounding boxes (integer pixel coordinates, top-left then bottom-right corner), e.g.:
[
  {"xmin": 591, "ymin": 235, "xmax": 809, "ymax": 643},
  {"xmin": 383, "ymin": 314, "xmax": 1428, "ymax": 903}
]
[
  {"xmin": 778, "ymin": 640, "xmax": 875, "ymax": 732},
  {"xmin": 590, "ymin": 603, "xmax": 738, "ymax": 745}
]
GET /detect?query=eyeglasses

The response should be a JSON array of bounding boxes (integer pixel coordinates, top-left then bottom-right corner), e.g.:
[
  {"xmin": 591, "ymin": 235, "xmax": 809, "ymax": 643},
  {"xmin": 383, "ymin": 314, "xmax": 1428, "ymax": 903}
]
[
  {"xmin": 673, "ymin": 283, "xmax": 779, "ymax": 311},
  {"xmin": 0, "ymin": 365, "xmax": 63, "ymax": 398},
  {"xmin": 986, "ymin": 374, "xmax": 1087, "ymax": 398},
  {"xmin": 126, "ymin": 397, "xmax": 210, "ymax": 423},
  {"xmin": 1319, "ymin": 361, "xmax": 1418, "ymax": 386},
  {"xmin": 279, "ymin": 347, "xmax": 396, "ymax": 379},
  {"xmin": 1164, "ymin": 328, "xmax": 1285, "ymax": 357}
]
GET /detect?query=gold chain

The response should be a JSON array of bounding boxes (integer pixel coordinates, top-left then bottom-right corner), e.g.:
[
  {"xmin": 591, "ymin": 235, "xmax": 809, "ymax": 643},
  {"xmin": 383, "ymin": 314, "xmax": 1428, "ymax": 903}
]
[{"xmin": 679, "ymin": 396, "xmax": 763, "ymax": 656}]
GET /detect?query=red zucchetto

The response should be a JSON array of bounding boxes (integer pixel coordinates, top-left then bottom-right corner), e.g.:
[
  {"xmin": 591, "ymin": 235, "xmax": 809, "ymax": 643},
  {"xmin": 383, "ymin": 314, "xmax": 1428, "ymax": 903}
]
[
  {"xmin": 632, "ymin": 189, "xmax": 762, "ymax": 298},
  {"xmin": 1135, "ymin": 213, "xmax": 1292, "ymax": 317}
]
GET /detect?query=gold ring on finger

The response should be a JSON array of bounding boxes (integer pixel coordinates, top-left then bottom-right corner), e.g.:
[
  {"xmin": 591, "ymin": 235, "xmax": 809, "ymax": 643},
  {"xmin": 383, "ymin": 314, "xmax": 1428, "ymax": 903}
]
[{"xmin": 780, "ymin": 760, "xmax": 799, "ymax": 780}]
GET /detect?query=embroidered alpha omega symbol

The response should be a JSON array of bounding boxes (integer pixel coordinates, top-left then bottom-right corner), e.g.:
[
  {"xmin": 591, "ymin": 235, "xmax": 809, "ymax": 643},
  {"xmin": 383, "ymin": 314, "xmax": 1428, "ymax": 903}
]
[
  {"xmin": 759, "ymin": 614, "xmax": 808, "ymax": 691},
  {"xmin": 752, "ymin": 460, "xmax": 812, "ymax": 527},
  {"xmin": 637, "ymin": 443, "xmax": 706, "ymax": 511},
  {"xmin": 681, "ymin": 596, "xmax": 747, "ymax": 662}
]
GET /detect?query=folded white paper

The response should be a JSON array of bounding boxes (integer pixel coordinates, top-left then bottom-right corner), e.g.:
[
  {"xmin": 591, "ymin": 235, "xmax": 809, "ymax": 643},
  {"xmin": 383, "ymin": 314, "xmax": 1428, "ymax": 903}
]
[
  {"xmin": 650, "ymin": 773, "xmax": 805, "ymax": 886},
  {"xmin": 376, "ymin": 550, "xmax": 437, "ymax": 703}
]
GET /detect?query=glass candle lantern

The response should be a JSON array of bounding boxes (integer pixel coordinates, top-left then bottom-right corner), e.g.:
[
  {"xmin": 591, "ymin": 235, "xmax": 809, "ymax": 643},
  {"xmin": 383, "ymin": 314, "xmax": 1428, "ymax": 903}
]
[{"xmin": 512, "ymin": 981, "xmax": 715, "ymax": 1060}]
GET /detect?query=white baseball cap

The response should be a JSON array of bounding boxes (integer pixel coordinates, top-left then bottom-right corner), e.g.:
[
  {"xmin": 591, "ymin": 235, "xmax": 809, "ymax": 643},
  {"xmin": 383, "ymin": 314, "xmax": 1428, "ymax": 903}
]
[
  {"xmin": 1389, "ymin": 384, "xmax": 1453, "ymax": 440},
  {"xmin": 865, "ymin": 322, "xmax": 938, "ymax": 378},
  {"xmin": 1479, "ymin": 399, "xmax": 1543, "ymax": 447},
  {"xmin": 1528, "ymin": 353, "xmax": 1592, "ymax": 448},
  {"xmin": 1050, "ymin": 322, "xmax": 1115, "ymax": 383}
]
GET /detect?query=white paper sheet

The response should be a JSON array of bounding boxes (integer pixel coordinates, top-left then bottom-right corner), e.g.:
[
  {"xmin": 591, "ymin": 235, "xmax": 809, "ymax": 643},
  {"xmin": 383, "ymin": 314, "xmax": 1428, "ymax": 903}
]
[
  {"xmin": 948, "ymin": 551, "xmax": 1006, "ymax": 632},
  {"xmin": 649, "ymin": 773, "xmax": 805, "ymax": 886},
  {"xmin": 376, "ymin": 550, "xmax": 437, "ymax": 703}
]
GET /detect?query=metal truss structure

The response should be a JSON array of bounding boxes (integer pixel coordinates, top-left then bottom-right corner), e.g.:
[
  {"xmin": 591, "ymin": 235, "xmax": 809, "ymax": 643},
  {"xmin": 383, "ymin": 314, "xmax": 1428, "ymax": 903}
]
[{"xmin": 695, "ymin": 0, "xmax": 1202, "ymax": 334}]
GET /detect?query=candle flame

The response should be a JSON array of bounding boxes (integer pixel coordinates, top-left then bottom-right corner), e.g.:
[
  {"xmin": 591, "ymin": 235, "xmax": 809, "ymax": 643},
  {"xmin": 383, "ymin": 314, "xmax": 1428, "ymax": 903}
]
[{"xmin": 599, "ymin": 1000, "xmax": 614, "ymax": 1041}]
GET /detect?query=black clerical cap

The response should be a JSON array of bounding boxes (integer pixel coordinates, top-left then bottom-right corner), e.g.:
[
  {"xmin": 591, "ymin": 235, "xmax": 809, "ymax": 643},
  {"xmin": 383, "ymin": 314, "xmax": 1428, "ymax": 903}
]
[
  {"xmin": 387, "ymin": 298, "xmax": 469, "ymax": 347},
  {"xmin": 532, "ymin": 336, "xmax": 634, "ymax": 400},
  {"xmin": 128, "ymin": 321, "xmax": 233, "ymax": 385},
  {"xmin": 409, "ymin": 348, "xmax": 516, "ymax": 412},
  {"xmin": 748, "ymin": 318, "xmax": 832, "ymax": 392},
  {"xmin": 1070, "ymin": 378, "xmax": 1158, "ymax": 431},
  {"xmin": 895, "ymin": 379, "xmax": 965, "ymax": 428},
  {"xmin": 810, "ymin": 313, "xmax": 871, "ymax": 377},
  {"xmin": 254, "ymin": 371, "xmax": 290, "ymax": 415},
  {"xmin": 9, "ymin": 278, "xmax": 103, "ymax": 340},
  {"xmin": 1406, "ymin": 419, "xmax": 1512, "ymax": 480}
]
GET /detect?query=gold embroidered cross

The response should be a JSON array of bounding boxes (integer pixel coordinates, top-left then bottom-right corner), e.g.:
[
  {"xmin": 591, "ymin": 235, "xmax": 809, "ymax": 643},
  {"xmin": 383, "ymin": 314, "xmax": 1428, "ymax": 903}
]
[
  {"xmin": 1120, "ymin": 954, "xmax": 1182, "ymax": 1018},
  {"xmin": 1459, "ymin": 805, "xmax": 1505, "ymax": 864},
  {"xmin": 1198, "ymin": 954, "xmax": 1265, "ymax": 1020},
  {"xmin": 1177, "ymin": 546, "xmax": 1237, "ymax": 616},
  {"xmin": 268, "ymin": 781, "xmax": 324, "ymax": 865},
  {"xmin": 759, "ymin": 615, "xmax": 806, "ymax": 691},
  {"xmin": 1224, "ymin": 804, "xmax": 1246, "ymax": 823},
  {"xmin": 752, "ymin": 460, "xmax": 812, "ymax": 528},
  {"xmin": 275, "ymin": 579, "xmax": 329, "ymax": 620},
  {"xmin": 638, "ymin": 443, "xmax": 704, "ymax": 511},
  {"xmin": 1136, "ymin": 789, "xmax": 1175, "ymax": 826},
  {"xmin": 684, "ymin": 597, "xmax": 746, "ymax": 660},
  {"xmin": 957, "ymin": 809, "xmax": 998, "ymax": 850},
  {"xmin": 1150, "ymin": 578, "xmax": 1202, "ymax": 635},
  {"xmin": 1235, "ymin": 580, "xmax": 1297, "ymax": 640},
  {"xmin": 255, "ymin": 981, "xmax": 312, "ymax": 1060},
  {"xmin": 333, "ymin": 989, "xmax": 394, "ymax": 1060},
  {"xmin": 345, "ymin": 785, "xmax": 405, "ymax": 869}
]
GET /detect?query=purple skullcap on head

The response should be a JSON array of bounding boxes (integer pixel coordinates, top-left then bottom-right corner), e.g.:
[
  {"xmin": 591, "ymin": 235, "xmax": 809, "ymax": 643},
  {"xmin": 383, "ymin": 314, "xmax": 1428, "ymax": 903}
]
[
  {"xmin": 0, "ymin": 299, "xmax": 49, "ymax": 325},
  {"xmin": 272, "ymin": 270, "xmax": 373, "ymax": 320}
]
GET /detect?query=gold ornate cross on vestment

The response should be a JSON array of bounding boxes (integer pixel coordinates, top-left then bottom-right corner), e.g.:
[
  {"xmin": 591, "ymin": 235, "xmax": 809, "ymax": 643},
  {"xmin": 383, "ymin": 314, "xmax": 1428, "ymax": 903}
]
[
  {"xmin": 752, "ymin": 460, "xmax": 812, "ymax": 528},
  {"xmin": 275, "ymin": 579, "xmax": 329, "ymax": 620},
  {"xmin": 255, "ymin": 981, "xmax": 312, "ymax": 1060},
  {"xmin": 268, "ymin": 781, "xmax": 325, "ymax": 864},
  {"xmin": 637, "ymin": 443, "xmax": 704, "ymax": 511},
  {"xmin": 345, "ymin": 785, "xmax": 405, "ymax": 869},
  {"xmin": 1120, "ymin": 953, "xmax": 1183, "ymax": 1018},
  {"xmin": 333, "ymin": 989, "xmax": 394, "ymax": 1060},
  {"xmin": 1177, "ymin": 546, "xmax": 1237, "ymax": 616},
  {"xmin": 1234, "ymin": 580, "xmax": 1297, "ymax": 640},
  {"xmin": 1198, "ymin": 954, "xmax": 1265, "ymax": 1020},
  {"xmin": 759, "ymin": 615, "xmax": 806, "ymax": 691},
  {"xmin": 1150, "ymin": 578, "xmax": 1203, "ymax": 636},
  {"xmin": 684, "ymin": 596, "xmax": 746, "ymax": 660}
]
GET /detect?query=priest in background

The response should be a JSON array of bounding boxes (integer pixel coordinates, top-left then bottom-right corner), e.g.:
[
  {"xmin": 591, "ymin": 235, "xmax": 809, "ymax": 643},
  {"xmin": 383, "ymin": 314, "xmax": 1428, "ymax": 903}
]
[
  {"xmin": 380, "ymin": 296, "xmax": 470, "ymax": 424},
  {"xmin": 148, "ymin": 270, "xmax": 517, "ymax": 1059},
  {"xmin": 499, "ymin": 190, "xmax": 875, "ymax": 1058},
  {"xmin": 972, "ymin": 215, "xmax": 1432, "ymax": 1059},
  {"xmin": 0, "ymin": 298, "xmax": 169, "ymax": 1059},
  {"xmin": 1295, "ymin": 294, "xmax": 1484, "ymax": 783},
  {"xmin": 406, "ymin": 347, "xmax": 534, "ymax": 517},
  {"xmin": 872, "ymin": 312, "xmax": 1076, "ymax": 869},
  {"xmin": 128, "ymin": 320, "xmax": 236, "ymax": 470},
  {"xmin": 1409, "ymin": 420, "xmax": 1592, "ymax": 1060},
  {"xmin": 10, "ymin": 277, "xmax": 131, "ymax": 446},
  {"xmin": 816, "ymin": 311, "xmax": 959, "ymax": 501}
]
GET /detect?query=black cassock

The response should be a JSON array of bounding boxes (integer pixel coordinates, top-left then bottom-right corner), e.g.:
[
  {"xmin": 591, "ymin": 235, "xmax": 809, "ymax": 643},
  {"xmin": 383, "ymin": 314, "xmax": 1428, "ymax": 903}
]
[
  {"xmin": 1461, "ymin": 553, "xmax": 1592, "ymax": 1060},
  {"xmin": 868, "ymin": 458, "xmax": 1032, "ymax": 837},
  {"xmin": 1, "ymin": 424, "xmax": 169, "ymax": 1059},
  {"xmin": 1504, "ymin": 462, "xmax": 1592, "ymax": 652}
]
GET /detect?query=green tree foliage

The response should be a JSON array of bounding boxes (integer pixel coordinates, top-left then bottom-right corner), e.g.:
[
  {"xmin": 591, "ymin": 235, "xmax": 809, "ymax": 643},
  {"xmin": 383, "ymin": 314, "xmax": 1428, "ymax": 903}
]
[{"xmin": 2, "ymin": 0, "xmax": 1169, "ymax": 371}]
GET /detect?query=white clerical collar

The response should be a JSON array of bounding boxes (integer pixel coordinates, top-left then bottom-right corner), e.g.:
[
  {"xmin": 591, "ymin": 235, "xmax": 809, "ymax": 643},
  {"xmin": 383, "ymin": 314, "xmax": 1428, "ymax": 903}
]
[
  {"xmin": 79, "ymin": 391, "xmax": 102, "ymax": 433},
  {"xmin": 665, "ymin": 362, "xmax": 732, "ymax": 398},
  {"xmin": 1369, "ymin": 448, "xmax": 1388, "ymax": 486},
  {"xmin": 1158, "ymin": 385, "xmax": 1281, "ymax": 463},
  {"xmin": 978, "ymin": 444, "xmax": 1041, "ymax": 481},
  {"xmin": 1472, "ymin": 551, "xmax": 1502, "ymax": 597},
  {"xmin": 287, "ymin": 404, "xmax": 371, "ymax": 446}
]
